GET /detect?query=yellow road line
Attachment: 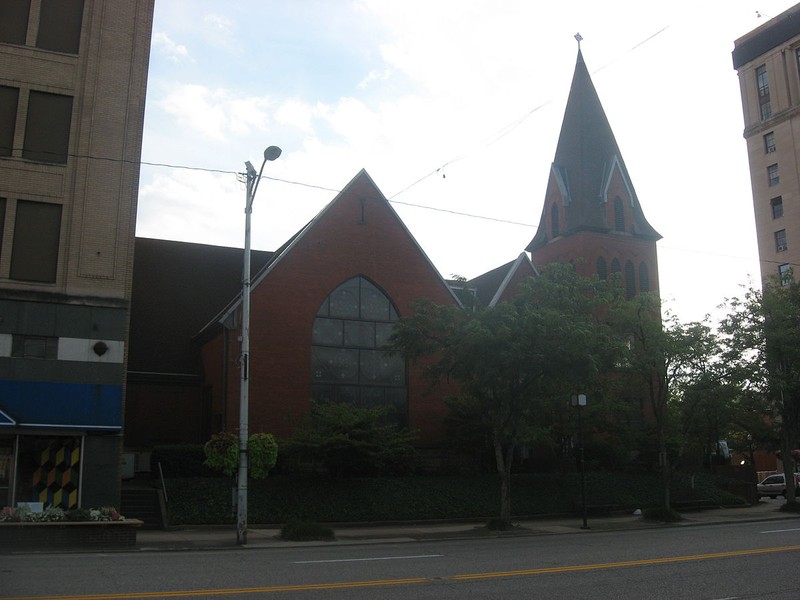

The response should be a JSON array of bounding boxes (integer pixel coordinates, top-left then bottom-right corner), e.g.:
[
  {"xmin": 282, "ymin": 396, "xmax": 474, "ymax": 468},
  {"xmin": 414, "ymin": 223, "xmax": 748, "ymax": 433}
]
[
  {"xmin": 451, "ymin": 544, "xmax": 800, "ymax": 580},
  {"xmin": 4, "ymin": 545, "xmax": 800, "ymax": 600}
]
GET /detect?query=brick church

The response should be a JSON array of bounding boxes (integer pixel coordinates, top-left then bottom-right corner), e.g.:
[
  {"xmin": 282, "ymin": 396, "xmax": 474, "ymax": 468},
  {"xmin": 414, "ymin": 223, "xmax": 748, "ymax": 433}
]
[{"xmin": 123, "ymin": 49, "xmax": 661, "ymax": 464}]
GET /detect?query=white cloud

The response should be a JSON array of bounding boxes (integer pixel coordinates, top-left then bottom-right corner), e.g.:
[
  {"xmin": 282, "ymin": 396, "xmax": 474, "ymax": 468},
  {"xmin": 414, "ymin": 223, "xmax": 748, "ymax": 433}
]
[
  {"xmin": 358, "ymin": 67, "xmax": 392, "ymax": 89},
  {"xmin": 202, "ymin": 13, "xmax": 240, "ymax": 51},
  {"xmin": 158, "ymin": 84, "xmax": 272, "ymax": 141},
  {"xmin": 137, "ymin": 169, "xmax": 243, "ymax": 247},
  {"xmin": 152, "ymin": 31, "xmax": 191, "ymax": 63},
  {"xmin": 275, "ymin": 99, "xmax": 325, "ymax": 133}
]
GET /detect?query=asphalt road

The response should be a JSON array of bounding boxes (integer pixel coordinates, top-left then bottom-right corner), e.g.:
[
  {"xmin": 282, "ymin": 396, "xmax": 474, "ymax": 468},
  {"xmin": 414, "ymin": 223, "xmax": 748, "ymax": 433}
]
[{"xmin": 3, "ymin": 520, "xmax": 799, "ymax": 599}]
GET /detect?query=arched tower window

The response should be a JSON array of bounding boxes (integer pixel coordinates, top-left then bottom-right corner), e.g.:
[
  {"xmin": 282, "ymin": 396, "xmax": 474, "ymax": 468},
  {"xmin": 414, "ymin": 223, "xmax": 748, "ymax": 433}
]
[
  {"xmin": 625, "ymin": 260, "xmax": 635, "ymax": 299},
  {"xmin": 610, "ymin": 258, "xmax": 621, "ymax": 275},
  {"xmin": 639, "ymin": 262, "xmax": 650, "ymax": 293},
  {"xmin": 614, "ymin": 196, "xmax": 625, "ymax": 232},
  {"xmin": 596, "ymin": 256, "xmax": 607, "ymax": 280},
  {"xmin": 311, "ymin": 276, "xmax": 407, "ymax": 421},
  {"xmin": 551, "ymin": 203, "xmax": 560, "ymax": 238}
]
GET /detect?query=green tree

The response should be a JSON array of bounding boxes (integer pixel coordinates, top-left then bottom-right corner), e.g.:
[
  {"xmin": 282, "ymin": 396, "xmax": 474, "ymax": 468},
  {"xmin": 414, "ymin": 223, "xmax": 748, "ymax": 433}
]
[
  {"xmin": 279, "ymin": 403, "xmax": 417, "ymax": 477},
  {"xmin": 389, "ymin": 263, "xmax": 617, "ymax": 525},
  {"xmin": 610, "ymin": 293, "xmax": 715, "ymax": 513},
  {"xmin": 677, "ymin": 370, "xmax": 737, "ymax": 467},
  {"xmin": 725, "ymin": 386, "xmax": 781, "ymax": 467},
  {"xmin": 719, "ymin": 277, "xmax": 800, "ymax": 505}
]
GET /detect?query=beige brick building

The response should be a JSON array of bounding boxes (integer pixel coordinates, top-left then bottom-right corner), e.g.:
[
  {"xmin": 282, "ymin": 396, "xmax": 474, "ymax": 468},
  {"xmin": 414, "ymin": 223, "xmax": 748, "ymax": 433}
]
[
  {"xmin": 733, "ymin": 4, "xmax": 800, "ymax": 284},
  {"xmin": 0, "ymin": 0, "xmax": 154, "ymax": 511}
]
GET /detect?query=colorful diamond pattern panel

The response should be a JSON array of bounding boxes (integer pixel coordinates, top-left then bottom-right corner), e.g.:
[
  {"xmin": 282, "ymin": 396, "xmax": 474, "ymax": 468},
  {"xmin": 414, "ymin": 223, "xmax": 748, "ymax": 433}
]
[{"xmin": 32, "ymin": 442, "xmax": 80, "ymax": 509}]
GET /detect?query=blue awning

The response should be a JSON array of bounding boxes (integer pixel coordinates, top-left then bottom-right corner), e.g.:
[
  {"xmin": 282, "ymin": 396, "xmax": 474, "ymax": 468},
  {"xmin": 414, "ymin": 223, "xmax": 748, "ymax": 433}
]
[{"xmin": 0, "ymin": 380, "xmax": 122, "ymax": 431}]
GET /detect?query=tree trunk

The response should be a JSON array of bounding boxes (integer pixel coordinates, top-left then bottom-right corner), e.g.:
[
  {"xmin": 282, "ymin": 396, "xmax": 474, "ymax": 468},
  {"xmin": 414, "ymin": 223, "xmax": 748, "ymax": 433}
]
[
  {"xmin": 653, "ymin": 378, "xmax": 671, "ymax": 511},
  {"xmin": 780, "ymin": 426, "xmax": 797, "ymax": 504},
  {"xmin": 659, "ymin": 427, "xmax": 671, "ymax": 509},
  {"xmin": 493, "ymin": 438, "xmax": 512, "ymax": 524}
]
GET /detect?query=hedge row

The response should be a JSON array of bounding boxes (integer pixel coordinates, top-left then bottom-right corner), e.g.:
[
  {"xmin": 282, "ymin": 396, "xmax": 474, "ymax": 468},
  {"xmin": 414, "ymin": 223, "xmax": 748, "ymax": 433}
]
[{"xmin": 162, "ymin": 471, "xmax": 747, "ymax": 526}]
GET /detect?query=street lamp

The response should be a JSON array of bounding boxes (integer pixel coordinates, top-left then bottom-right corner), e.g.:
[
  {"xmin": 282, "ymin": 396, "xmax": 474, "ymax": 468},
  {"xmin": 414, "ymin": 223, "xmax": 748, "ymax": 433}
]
[
  {"xmin": 237, "ymin": 145, "xmax": 281, "ymax": 545},
  {"xmin": 571, "ymin": 393, "xmax": 589, "ymax": 530}
]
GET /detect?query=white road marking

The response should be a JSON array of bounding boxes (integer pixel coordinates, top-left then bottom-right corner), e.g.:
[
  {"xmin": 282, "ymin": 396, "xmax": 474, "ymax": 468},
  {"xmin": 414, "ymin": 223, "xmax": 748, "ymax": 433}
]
[
  {"xmin": 293, "ymin": 554, "xmax": 443, "ymax": 564},
  {"xmin": 761, "ymin": 527, "xmax": 800, "ymax": 534}
]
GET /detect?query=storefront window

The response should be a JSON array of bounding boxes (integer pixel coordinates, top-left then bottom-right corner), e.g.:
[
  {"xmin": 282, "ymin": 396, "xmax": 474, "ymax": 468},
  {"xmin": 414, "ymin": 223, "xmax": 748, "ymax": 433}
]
[{"xmin": 13, "ymin": 435, "xmax": 82, "ymax": 509}]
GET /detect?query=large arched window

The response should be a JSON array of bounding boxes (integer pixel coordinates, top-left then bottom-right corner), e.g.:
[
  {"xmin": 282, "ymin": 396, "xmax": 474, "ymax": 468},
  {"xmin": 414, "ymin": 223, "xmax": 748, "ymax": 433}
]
[
  {"xmin": 639, "ymin": 262, "xmax": 650, "ymax": 293},
  {"xmin": 311, "ymin": 276, "xmax": 407, "ymax": 421},
  {"xmin": 551, "ymin": 203, "xmax": 560, "ymax": 238},
  {"xmin": 610, "ymin": 258, "xmax": 621, "ymax": 275}
]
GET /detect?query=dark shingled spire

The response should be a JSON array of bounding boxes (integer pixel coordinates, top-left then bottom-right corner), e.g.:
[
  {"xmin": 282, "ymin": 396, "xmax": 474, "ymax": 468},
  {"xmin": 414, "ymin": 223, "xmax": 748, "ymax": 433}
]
[{"xmin": 527, "ymin": 50, "xmax": 660, "ymax": 251}]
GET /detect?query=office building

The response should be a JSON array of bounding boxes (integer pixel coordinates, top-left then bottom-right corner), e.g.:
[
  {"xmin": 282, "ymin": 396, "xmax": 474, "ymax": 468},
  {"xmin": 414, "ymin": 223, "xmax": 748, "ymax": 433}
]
[{"xmin": 0, "ymin": 0, "xmax": 154, "ymax": 509}]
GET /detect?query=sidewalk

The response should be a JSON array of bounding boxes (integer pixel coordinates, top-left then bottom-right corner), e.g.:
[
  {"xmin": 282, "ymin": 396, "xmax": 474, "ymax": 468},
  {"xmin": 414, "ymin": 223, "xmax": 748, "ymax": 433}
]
[{"xmin": 134, "ymin": 499, "xmax": 800, "ymax": 552}]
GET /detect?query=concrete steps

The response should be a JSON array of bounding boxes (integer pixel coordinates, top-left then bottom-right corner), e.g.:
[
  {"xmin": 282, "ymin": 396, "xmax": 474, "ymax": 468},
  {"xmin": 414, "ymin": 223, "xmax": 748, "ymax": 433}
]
[{"xmin": 121, "ymin": 486, "xmax": 164, "ymax": 530}]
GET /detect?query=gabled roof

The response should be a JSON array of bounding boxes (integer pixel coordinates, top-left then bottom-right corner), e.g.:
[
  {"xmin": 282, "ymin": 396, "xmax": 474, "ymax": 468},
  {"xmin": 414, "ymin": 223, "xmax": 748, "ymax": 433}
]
[
  {"xmin": 467, "ymin": 253, "xmax": 538, "ymax": 307},
  {"xmin": 207, "ymin": 169, "xmax": 463, "ymax": 330},
  {"xmin": 527, "ymin": 50, "xmax": 660, "ymax": 251},
  {"xmin": 128, "ymin": 238, "xmax": 272, "ymax": 376}
]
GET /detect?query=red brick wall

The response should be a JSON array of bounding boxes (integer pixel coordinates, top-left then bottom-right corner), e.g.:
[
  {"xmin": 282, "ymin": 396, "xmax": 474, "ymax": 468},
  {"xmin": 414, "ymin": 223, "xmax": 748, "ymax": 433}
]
[
  {"xmin": 208, "ymin": 172, "xmax": 459, "ymax": 446},
  {"xmin": 532, "ymin": 169, "xmax": 659, "ymax": 295}
]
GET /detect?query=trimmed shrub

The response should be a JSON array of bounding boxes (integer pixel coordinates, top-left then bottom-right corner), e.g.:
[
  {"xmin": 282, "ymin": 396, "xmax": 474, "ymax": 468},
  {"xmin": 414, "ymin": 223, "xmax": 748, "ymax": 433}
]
[{"xmin": 161, "ymin": 470, "xmax": 748, "ymax": 526}]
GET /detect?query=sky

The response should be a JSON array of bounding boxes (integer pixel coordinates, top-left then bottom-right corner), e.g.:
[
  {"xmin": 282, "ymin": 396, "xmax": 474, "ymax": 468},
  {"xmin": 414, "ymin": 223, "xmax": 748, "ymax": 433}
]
[{"xmin": 136, "ymin": 0, "xmax": 798, "ymax": 325}]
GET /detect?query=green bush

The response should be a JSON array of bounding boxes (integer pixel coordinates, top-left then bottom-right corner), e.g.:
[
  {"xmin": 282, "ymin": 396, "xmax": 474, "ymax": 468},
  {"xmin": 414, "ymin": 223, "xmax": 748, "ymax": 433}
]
[
  {"xmin": 279, "ymin": 402, "xmax": 418, "ymax": 477},
  {"xmin": 203, "ymin": 432, "xmax": 278, "ymax": 478},
  {"xmin": 161, "ymin": 470, "xmax": 748, "ymax": 526}
]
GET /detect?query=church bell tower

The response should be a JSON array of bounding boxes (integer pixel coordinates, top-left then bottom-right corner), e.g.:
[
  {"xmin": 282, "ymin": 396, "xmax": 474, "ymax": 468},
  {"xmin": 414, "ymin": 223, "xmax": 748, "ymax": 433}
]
[{"xmin": 527, "ymin": 45, "xmax": 661, "ymax": 299}]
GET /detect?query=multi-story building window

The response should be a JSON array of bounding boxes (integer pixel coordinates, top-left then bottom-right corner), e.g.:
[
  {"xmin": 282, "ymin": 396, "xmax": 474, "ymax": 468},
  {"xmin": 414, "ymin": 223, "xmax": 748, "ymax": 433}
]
[
  {"xmin": 768, "ymin": 163, "xmax": 780, "ymax": 186},
  {"xmin": 36, "ymin": 0, "xmax": 84, "ymax": 54},
  {"xmin": 764, "ymin": 131, "xmax": 776, "ymax": 153},
  {"xmin": 796, "ymin": 47, "xmax": 800, "ymax": 80},
  {"xmin": 0, "ymin": 1, "xmax": 30, "ymax": 45},
  {"xmin": 22, "ymin": 91, "xmax": 73, "ymax": 163},
  {"xmin": 771, "ymin": 196, "xmax": 784, "ymax": 218},
  {"xmin": 10, "ymin": 200, "xmax": 62, "ymax": 283},
  {"xmin": 0, "ymin": 86, "xmax": 19, "ymax": 157},
  {"xmin": 0, "ymin": 0, "xmax": 84, "ymax": 54},
  {"xmin": 756, "ymin": 64, "xmax": 771, "ymax": 120},
  {"xmin": 775, "ymin": 229, "xmax": 788, "ymax": 252},
  {"xmin": 779, "ymin": 263, "xmax": 793, "ymax": 285}
]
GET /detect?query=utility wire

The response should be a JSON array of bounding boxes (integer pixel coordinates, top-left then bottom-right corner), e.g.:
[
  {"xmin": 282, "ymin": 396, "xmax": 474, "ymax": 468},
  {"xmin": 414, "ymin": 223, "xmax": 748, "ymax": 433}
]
[
  {"xmin": 386, "ymin": 25, "xmax": 671, "ymax": 200},
  {"xmin": 4, "ymin": 146, "xmax": 778, "ymax": 267}
]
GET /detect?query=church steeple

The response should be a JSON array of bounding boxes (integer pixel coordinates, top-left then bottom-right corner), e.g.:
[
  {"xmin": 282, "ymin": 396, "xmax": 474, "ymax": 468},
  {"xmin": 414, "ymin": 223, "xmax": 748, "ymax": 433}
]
[{"xmin": 527, "ymin": 47, "xmax": 661, "ymax": 295}]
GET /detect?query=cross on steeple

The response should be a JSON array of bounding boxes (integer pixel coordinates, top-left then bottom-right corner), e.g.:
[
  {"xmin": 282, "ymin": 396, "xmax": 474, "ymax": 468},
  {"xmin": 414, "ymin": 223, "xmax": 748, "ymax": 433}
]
[{"xmin": 574, "ymin": 32, "xmax": 583, "ymax": 49}]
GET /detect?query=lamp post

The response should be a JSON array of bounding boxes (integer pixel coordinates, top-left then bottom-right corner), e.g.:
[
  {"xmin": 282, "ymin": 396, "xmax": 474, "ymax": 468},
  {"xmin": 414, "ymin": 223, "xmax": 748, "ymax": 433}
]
[
  {"xmin": 237, "ymin": 145, "xmax": 281, "ymax": 545},
  {"xmin": 571, "ymin": 393, "xmax": 589, "ymax": 530}
]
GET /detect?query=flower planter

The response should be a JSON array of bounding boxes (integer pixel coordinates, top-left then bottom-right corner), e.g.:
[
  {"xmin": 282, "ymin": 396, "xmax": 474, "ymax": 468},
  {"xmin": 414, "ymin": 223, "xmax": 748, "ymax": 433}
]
[{"xmin": 0, "ymin": 519, "xmax": 143, "ymax": 552}]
